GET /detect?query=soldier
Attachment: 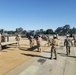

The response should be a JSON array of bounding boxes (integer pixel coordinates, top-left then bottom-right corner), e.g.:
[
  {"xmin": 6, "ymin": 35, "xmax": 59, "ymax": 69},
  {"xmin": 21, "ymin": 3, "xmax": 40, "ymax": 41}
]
[
  {"xmin": 73, "ymin": 34, "xmax": 76, "ymax": 47},
  {"xmin": 36, "ymin": 35, "xmax": 42, "ymax": 52},
  {"xmin": 0, "ymin": 33, "xmax": 1, "ymax": 42},
  {"xmin": 46, "ymin": 35, "xmax": 51, "ymax": 47},
  {"xmin": 0, "ymin": 33, "xmax": 2, "ymax": 50},
  {"xmin": 50, "ymin": 35, "xmax": 58, "ymax": 60},
  {"xmin": 15, "ymin": 34, "xmax": 20, "ymax": 48},
  {"xmin": 29, "ymin": 36, "xmax": 35, "ymax": 48},
  {"xmin": 64, "ymin": 34, "xmax": 73, "ymax": 55}
]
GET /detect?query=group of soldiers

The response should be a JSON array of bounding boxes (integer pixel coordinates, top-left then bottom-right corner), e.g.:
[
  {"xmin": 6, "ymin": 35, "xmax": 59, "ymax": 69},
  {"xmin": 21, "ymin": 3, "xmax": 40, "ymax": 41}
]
[
  {"xmin": 28, "ymin": 34, "xmax": 58, "ymax": 59},
  {"xmin": 50, "ymin": 34, "xmax": 76, "ymax": 60},
  {"xmin": 29, "ymin": 35, "xmax": 42, "ymax": 52},
  {"xmin": 29, "ymin": 33, "xmax": 76, "ymax": 60},
  {"xmin": 1, "ymin": 33, "xmax": 76, "ymax": 60}
]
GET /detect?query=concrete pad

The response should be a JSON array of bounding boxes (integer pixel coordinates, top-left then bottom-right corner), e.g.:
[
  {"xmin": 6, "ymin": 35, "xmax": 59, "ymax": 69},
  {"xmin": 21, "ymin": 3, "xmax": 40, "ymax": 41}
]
[
  {"xmin": 64, "ymin": 47, "xmax": 76, "ymax": 75},
  {"xmin": 19, "ymin": 65, "xmax": 39, "ymax": 75},
  {"xmin": 34, "ymin": 59, "xmax": 56, "ymax": 75}
]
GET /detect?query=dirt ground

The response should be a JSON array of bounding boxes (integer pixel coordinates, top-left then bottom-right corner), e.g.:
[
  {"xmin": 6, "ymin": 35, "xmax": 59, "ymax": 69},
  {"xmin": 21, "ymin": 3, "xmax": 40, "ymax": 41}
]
[{"xmin": 0, "ymin": 37, "xmax": 49, "ymax": 75}]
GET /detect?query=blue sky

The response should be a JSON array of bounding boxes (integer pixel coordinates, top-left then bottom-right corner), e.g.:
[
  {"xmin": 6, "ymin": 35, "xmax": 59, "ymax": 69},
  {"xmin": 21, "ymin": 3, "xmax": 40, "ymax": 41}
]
[{"xmin": 0, "ymin": 0, "xmax": 76, "ymax": 31}]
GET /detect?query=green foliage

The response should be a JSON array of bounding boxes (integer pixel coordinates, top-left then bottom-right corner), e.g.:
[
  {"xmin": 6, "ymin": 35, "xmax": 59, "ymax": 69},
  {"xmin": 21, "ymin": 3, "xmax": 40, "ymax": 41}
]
[
  {"xmin": 0, "ymin": 24, "xmax": 76, "ymax": 36},
  {"xmin": 22, "ymin": 30, "xmax": 27, "ymax": 34},
  {"xmin": 16, "ymin": 27, "xmax": 23, "ymax": 34},
  {"xmin": 40, "ymin": 29, "xmax": 44, "ymax": 34},
  {"xmin": 55, "ymin": 24, "xmax": 76, "ymax": 35},
  {"xmin": 71, "ymin": 27, "xmax": 76, "ymax": 33},
  {"xmin": 46, "ymin": 29, "xmax": 53, "ymax": 34},
  {"xmin": 63, "ymin": 24, "xmax": 70, "ymax": 34}
]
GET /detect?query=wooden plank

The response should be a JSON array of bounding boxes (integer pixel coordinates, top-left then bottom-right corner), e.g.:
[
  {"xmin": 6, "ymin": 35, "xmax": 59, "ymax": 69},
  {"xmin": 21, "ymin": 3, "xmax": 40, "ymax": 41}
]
[{"xmin": 1, "ymin": 41, "xmax": 18, "ymax": 46}]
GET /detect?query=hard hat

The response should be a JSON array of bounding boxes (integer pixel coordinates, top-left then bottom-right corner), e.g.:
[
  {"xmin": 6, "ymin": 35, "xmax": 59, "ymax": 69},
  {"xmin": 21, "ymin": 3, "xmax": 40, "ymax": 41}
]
[
  {"xmin": 66, "ymin": 34, "xmax": 69, "ymax": 36},
  {"xmin": 53, "ymin": 35, "xmax": 56, "ymax": 37}
]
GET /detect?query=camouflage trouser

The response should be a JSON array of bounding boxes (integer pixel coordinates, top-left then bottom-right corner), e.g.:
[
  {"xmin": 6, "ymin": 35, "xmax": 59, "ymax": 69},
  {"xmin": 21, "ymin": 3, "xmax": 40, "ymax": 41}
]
[
  {"xmin": 16, "ymin": 41, "xmax": 20, "ymax": 48},
  {"xmin": 74, "ymin": 40, "xmax": 76, "ymax": 46},
  {"xmin": 47, "ymin": 40, "xmax": 50, "ymax": 47},
  {"xmin": 30, "ymin": 42, "xmax": 34, "ymax": 48},
  {"xmin": 37, "ymin": 41, "xmax": 42, "ymax": 52},
  {"xmin": 66, "ymin": 46, "xmax": 70, "ymax": 55},
  {"xmin": 51, "ymin": 45, "xmax": 57, "ymax": 59}
]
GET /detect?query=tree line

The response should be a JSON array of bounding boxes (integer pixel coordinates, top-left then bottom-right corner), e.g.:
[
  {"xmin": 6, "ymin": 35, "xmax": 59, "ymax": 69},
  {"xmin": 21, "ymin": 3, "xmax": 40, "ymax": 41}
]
[
  {"xmin": 0, "ymin": 27, "xmax": 54, "ymax": 35},
  {"xmin": 55, "ymin": 24, "xmax": 76, "ymax": 35},
  {"xmin": 0, "ymin": 24, "xmax": 76, "ymax": 36}
]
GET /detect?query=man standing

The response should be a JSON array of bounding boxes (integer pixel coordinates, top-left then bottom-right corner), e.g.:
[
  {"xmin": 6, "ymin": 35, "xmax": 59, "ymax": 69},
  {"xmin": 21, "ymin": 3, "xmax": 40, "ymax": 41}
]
[
  {"xmin": 29, "ymin": 36, "xmax": 35, "ymax": 48},
  {"xmin": 73, "ymin": 34, "xmax": 76, "ymax": 46},
  {"xmin": 64, "ymin": 34, "xmax": 73, "ymax": 55},
  {"xmin": 0, "ymin": 33, "xmax": 1, "ymax": 42},
  {"xmin": 15, "ymin": 34, "xmax": 20, "ymax": 48},
  {"xmin": 50, "ymin": 35, "xmax": 58, "ymax": 60},
  {"xmin": 37, "ymin": 35, "xmax": 42, "ymax": 52}
]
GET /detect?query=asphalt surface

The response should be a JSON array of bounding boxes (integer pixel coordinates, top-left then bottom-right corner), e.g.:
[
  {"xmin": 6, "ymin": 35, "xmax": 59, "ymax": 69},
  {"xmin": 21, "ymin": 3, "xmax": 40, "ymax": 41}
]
[{"xmin": 4, "ymin": 38, "xmax": 76, "ymax": 75}]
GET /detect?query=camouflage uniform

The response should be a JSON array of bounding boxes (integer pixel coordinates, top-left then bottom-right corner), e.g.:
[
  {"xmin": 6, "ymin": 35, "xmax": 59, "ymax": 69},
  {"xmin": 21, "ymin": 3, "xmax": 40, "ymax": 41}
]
[
  {"xmin": 30, "ymin": 38, "xmax": 34, "ymax": 48},
  {"xmin": 15, "ymin": 35, "xmax": 20, "ymax": 47},
  {"xmin": 50, "ymin": 37, "xmax": 58, "ymax": 59},
  {"xmin": 73, "ymin": 35, "xmax": 76, "ymax": 46},
  {"xmin": 74, "ymin": 39, "xmax": 76, "ymax": 46},
  {"xmin": 0, "ymin": 34, "xmax": 2, "ymax": 50},
  {"xmin": 64, "ymin": 38, "xmax": 72, "ymax": 55}
]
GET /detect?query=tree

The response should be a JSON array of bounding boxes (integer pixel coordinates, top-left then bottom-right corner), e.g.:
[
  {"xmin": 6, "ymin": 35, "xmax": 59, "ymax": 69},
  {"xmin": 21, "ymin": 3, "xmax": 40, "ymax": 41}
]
[
  {"xmin": 46, "ymin": 29, "xmax": 53, "ymax": 34},
  {"xmin": 55, "ymin": 25, "xmax": 71, "ymax": 35},
  {"xmin": 22, "ymin": 30, "xmax": 27, "ymax": 34},
  {"xmin": 55, "ymin": 27, "xmax": 63, "ymax": 35},
  {"xmin": 16, "ymin": 27, "xmax": 23, "ymax": 34},
  {"xmin": 7, "ymin": 31, "xmax": 15, "ymax": 34},
  {"xmin": 71, "ymin": 27, "xmax": 76, "ymax": 33},
  {"xmin": 0, "ymin": 29, "xmax": 4, "ymax": 34},
  {"xmin": 36, "ymin": 30, "xmax": 40, "ymax": 34},
  {"xmin": 63, "ymin": 25, "xmax": 70, "ymax": 35},
  {"xmin": 40, "ymin": 29, "xmax": 44, "ymax": 34}
]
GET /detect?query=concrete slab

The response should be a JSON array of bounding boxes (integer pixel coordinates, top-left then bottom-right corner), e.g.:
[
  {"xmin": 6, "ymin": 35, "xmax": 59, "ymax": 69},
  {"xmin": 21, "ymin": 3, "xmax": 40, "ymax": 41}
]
[
  {"xmin": 4, "ymin": 39, "xmax": 76, "ymax": 75},
  {"xmin": 19, "ymin": 65, "xmax": 39, "ymax": 75},
  {"xmin": 4, "ymin": 48, "xmax": 50, "ymax": 75},
  {"xmin": 64, "ymin": 47, "xmax": 76, "ymax": 75}
]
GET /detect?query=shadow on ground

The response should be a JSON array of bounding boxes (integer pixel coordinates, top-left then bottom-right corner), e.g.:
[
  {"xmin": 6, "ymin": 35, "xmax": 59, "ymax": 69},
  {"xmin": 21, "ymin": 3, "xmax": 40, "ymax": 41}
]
[
  {"xmin": 21, "ymin": 53, "xmax": 49, "ymax": 59},
  {"xmin": 57, "ymin": 53, "xmax": 67, "ymax": 57},
  {"xmin": 58, "ymin": 53, "xmax": 76, "ymax": 58},
  {"xmin": 19, "ymin": 45, "xmax": 38, "ymax": 51},
  {"xmin": 43, "ymin": 51, "xmax": 50, "ymax": 53}
]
